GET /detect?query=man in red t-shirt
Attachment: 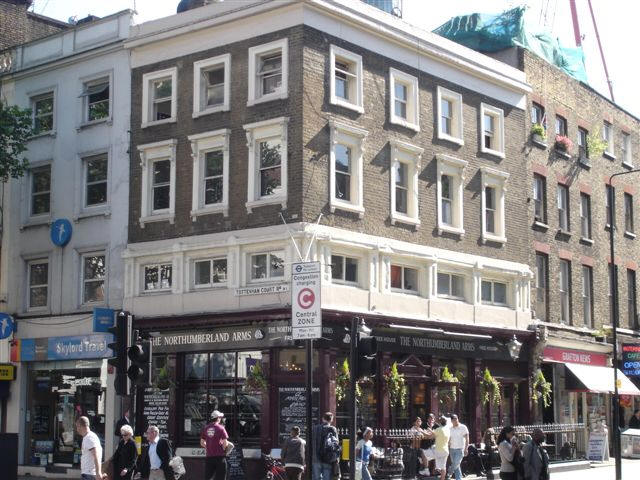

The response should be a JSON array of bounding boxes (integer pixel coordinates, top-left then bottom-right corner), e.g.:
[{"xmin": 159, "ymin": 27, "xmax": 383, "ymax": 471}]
[{"xmin": 200, "ymin": 410, "xmax": 229, "ymax": 480}]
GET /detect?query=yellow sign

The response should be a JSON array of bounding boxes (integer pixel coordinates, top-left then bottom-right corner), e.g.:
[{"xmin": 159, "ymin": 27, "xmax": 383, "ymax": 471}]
[
  {"xmin": 616, "ymin": 378, "xmax": 623, "ymax": 389},
  {"xmin": 135, "ymin": 435, "xmax": 142, "ymax": 455},
  {"xmin": 341, "ymin": 439, "xmax": 350, "ymax": 460},
  {"xmin": 0, "ymin": 364, "xmax": 16, "ymax": 381}
]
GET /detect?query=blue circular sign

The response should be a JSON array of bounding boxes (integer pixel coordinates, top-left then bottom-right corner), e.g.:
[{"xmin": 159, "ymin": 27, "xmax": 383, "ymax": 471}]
[
  {"xmin": 0, "ymin": 313, "xmax": 14, "ymax": 340},
  {"xmin": 50, "ymin": 219, "xmax": 72, "ymax": 247}
]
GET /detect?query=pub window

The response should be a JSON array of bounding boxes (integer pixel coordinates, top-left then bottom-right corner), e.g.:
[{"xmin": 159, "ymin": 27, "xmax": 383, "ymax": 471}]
[
  {"xmin": 181, "ymin": 350, "xmax": 262, "ymax": 448},
  {"xmin": 278, "ymin": 348, "xmax": 319, "ymax": 373}
]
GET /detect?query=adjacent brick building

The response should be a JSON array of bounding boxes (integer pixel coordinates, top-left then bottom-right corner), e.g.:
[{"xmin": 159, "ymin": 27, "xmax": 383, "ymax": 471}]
[{"xmin": 0, "ymin": 0, "xmax": 69, "ymax": 51}]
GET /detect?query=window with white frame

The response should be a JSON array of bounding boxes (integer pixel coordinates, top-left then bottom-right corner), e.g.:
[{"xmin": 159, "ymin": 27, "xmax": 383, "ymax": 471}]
[
  {"xmin": 533, "ymin": 174, "xmax": 547, "ymax": 224},
  {"xmin": 27, "ymin": 259, "xmax": 49, "ymax": 309},
  {"xmin": 141, "ymin": 68, "xmax": 177, "ymax": 126},
  {"xmin": 244, "ymin": 117, "xmax": 288, "ymax": 212},
  {"xmin": 582, "ymin": 265, "xmax": 593, "ymax": 327},
  {"xmin": 81, "ymin": 76, "xmax": 110, "ymax": 123},
  {"xmin": 193, "ymin": 54, "xmax": 230, "ymax": 116},
  {"xmin": 83, "ymin": 153, "xmax": 108, "ymax": 207},
  {"xmin": 603, "ymin": 121, "xmax": 614, "ymax": 157},
  {"xmin": 437, "ymin": 87, "xmax": 463, "ymax": 144},
  {"xmin": 481, "ymin": 279, "xmax": 507, "ymax": 306},
  {"xmin": 622, "ymin": 132, "xmax": 632, "ymax": 166},
  {"xmin": 194, "ymin": 257, "xmax": 227, "ymax": 287},
  {"xmin": 188, "ymin": 129, "xmax": 230, "ymax": 218},
  {"xmin": 389, "ymin": 68, "xmax": 419, "ymax": 130},
  {"xmin": 437, "ymin": 271, "xmax": 464, "ymax": 300},
  {"xmin": 480, "ymin": 103, "xmax": 505, "ymax": 157},
  {"xmin": 557, "ymin": 184, "xmax": 570, "ymax": 232},
  {"xmin": 248, "ymin": 39, "xmax": 288, "ymax": 105},
  {"xmin": 555, "ymin": 115, "xmax": 567, "ymax": 137},
  {"xmin": 531, "ymin": 103, "xmax": 545, "ymax": 130},
  {"xmin": 143, "ymin": 263, "xmax": 173, "ymax": 291},
  {"xmin": 390, "ymin": 140, "xmax": 422, "ymax": 225},
  {"xmin": 331, "ymin": 255, "xmax": 358, "ymax": 284},
  {"xmin": 390, "ymin": 264, "xmax": 418, "ymax": 293},
  {"xmin": 559, "ymin": 259, "xmax": 571, "ymax": 323},
  {"xmin": 436, "ymin": 154, "xmax": 467, "ymax": 235},
  {"xmin": 329, "ymin": 120, "xmax": 367, "ymax": 217},
  {"xmin": 250, "ymin": 251, "xmax": 284, "ymax": 282},
  {"xmin": 30, "ymin": 165, "xmax": 51, "ymax": 217},
  {"xmin": 481, "ymin": 167, "xmax": 508, "ymax": 243},
  {"xmin": 329, "ymin": 45, "xmax": 363, "ymax": 113},
  {"xmin": 138, "ymin": 139, "xmax": 177, "ymax": 226},
  {"xmin": 31, "ymin": 91, "xmax": 54, "ymax": 134},
  {"xmin": 580, "ymin": 192, "xmax": 592, "ymax": 240},
  {"xmin": 82, "ymin": 253, "xmax": 106, "ymax": 304}
]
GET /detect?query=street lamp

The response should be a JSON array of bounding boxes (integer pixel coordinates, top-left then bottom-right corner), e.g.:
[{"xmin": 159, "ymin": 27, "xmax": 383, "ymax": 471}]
[
  {"xmin": 507, "ymin": 335, "xmax": 523, "ymax": 361},
  {"xmin": 608, "ymin": 168, "xmax": 640, "ymax": 480}
]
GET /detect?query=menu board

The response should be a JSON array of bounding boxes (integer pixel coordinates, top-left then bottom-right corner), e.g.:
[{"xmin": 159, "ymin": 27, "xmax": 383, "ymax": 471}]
[
  {"xmin": 278, "ymin": 385, "xmax": 319, "ymax": 445},
  {"xmin": 227, "ymin": 445, "xmax": 245, "ymax": 480},
  {"xmin": 142, "ymin": 388, "xmax": 170, "ymax": 436}
]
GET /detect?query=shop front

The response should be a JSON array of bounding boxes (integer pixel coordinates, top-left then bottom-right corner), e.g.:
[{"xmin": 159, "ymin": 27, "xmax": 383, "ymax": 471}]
[{"xmin": 11, "ymin": 333, "xmax": 112, "ymax": 469}]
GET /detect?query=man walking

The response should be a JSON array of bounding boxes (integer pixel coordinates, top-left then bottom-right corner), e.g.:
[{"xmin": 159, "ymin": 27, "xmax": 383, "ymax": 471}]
[
  {"xmin": 312, "ymin": 412, "xmax": 339, "ymax": 480},
  {"xmin": 140, "ymin": 426, "xmax": 174, "ymax": 480},
  {"xmin": 522, "ymin": 428, "xmax": 550, "ymax": 480},
  {"xmin": 201, "ymin": 410, "xmax": 229, "ymax": 480},
  {"xmin": 75, "ymin": 416, "xmax": 104, "ymax": 480},
  {"xmin": 448, "ymin": 414, "xmax": 469, "ymax": 480}
]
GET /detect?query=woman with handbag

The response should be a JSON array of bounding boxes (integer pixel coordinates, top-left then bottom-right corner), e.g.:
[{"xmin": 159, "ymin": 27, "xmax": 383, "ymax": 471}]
[{"xmin": 112, "ymin": 425, "xmax": 138, "ymax": 480}]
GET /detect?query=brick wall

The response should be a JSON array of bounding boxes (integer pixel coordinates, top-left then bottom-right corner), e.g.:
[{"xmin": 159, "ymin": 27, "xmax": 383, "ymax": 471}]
[
  {"xmin": 523, "ymin": 48, "xmax": 640, "ymax": 330},
  {"xmin": 0, "ymin": 0, "xmax": 68, "ymax": 51}
]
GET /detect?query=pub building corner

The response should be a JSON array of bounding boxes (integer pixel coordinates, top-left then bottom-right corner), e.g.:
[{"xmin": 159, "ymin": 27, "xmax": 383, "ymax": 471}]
[{"xmin": 133, "ymin": 308, "xmax": 533, "ymax": 478}]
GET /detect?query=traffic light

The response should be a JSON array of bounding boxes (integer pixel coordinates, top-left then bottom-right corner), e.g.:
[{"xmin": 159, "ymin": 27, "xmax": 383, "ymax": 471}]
[
  {"xmin": 127, "ymin": 337, "xmax": 152, "ymax": 388},
  {"xmin": 356, "ymin": 335, "xmax": 378, "ymax": 379},
  {"xmin": 107, "ymin": 311, "xmax": 131, "ymax": 396}
]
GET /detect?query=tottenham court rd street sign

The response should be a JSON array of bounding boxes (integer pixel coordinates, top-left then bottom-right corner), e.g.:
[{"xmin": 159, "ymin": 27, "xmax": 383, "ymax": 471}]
[{"xmin": 291, "ymin": 261, "xmax": 322, "ymax": 340}]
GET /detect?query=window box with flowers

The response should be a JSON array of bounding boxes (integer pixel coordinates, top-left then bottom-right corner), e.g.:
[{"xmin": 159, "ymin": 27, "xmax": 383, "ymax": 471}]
[
  {"xmin": 531, "ymin": 123, "xmax": 547, "ymax": 148},
  {"xmin": 554, "ymin": 135, "xmax": 572, "ymax": 159}
]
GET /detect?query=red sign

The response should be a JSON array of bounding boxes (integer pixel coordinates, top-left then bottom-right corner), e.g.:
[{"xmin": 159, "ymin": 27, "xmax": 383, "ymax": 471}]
[{"xmin": 543, "ymin": 346, "xmax": 608, "ymax": 366}]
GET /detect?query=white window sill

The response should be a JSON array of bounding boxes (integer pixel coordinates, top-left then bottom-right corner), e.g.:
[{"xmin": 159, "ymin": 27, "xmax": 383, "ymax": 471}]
[
  {"xmin": 531, "ymin": 136, "xmax": 547, "ymax": 149},
  {"xmin": 623, "ymin": 161, "xmax": 635, "ymax": 169},
  {"xmin": 331, "ymin": 280, "xmax": 360, "ymax": 288},
  {"xmin": 624, "ymin": 231, "xmax": 637, "ymax": 239},
  {"xmin": 580, "ymin": 237, "xmax": 594, "ymax": 245},
  {"xmin": 141, "ymin": 288, "xmax": 172, "ymax": 295},
  {"xmin": 437, "ymin": 295, "xmax": 466, "ymax": 303},
  {"xmin": 533, "ymin": 220, "xmax": 549, "ymax": 230},
  {"xmin": 437, "ymin": 224, "xmax": 465, "ymax": 237},
  {"xmin": 141, "ymin": 118, "xmax": 177, "ymax": 129},
  {"xmin": 80, "ymin": 301, "xmax": 107, "ymax": 309},
  {"xmin": 247, "ymin": 91, "xmax": 288, "ymax": 106},
  {"xmin": 22, "ymin": 307, "xmax": 51, "ymax": 316},
  {"xmin": 248, "ymin": 278, "xmax": 286, "ymax": 285},
  {"xmin": 480, "ymin": 147, "xmax": 505, "ymax": 159},
  {"xmin": 557, "ymin": 228, "xmax": 572, "ymax": 237},
  {"xmin": 330, "ymin": 201, "xmax": 365, "ymax": 218},
  {"xmin": 555, "ymin": 149, "xmax": 571, "ymax": 159},
  {"xmin": 77, "ymin": 118, "xmax": 112, "ymax": 131},
  {"xmin": 29, "ymin": 130, "xmax": 56, "ymax": 140},
  {"xmin": 139, "ymin": 212, "xmax": 175, "ymax": 228},
  {"xmin": 191, "ymin": 204, "xmax": 229, "ymax": 220},
  {"xmin": 391, "ymin": 288, "xmax": 419, "ymax": 296},
  {"xmin": 330, "ymin": 97, "xmax": 364, "ymax": 114},
  {"xmin": 192, "ymin": 283, "xmax": 228, "ymax": 291},
  {"xmin": 482, "ymin": 234, "xmax": 507, "ymax": 244},
  {"xmin": 480, "ymin": 302, "xmax": 510, "ymax": 309},
  {"xmin": 246, "ymin": 195, "xmax": 287, "ymax": 213},
  {"xmin": 192, "ymin": 105, "xmax": 230, "ymax": 118},
  {"xmin": 74, "ymin": 207, "xmax": 111, "ymax": 222},
  {"xmin": 390, "ymin": 213, "xmax": 420, "ymax": 228},
  {"xmin": 20, "ymin": 215, "xmax": 52, "ymax": 230},
  {"xmin": 604, "ymin": 151, "xmax": 616, "ymax": 160},
  {"xmin": 390, "ymin": 116, "xmax": 420, "ymax": 132},
  {"xmin": 438, "ymin": 133, "xmax": 464, "ymax": 146}
]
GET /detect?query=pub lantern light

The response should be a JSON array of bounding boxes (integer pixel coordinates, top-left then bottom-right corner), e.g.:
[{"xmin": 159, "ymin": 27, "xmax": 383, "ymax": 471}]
[{"xmin": 507, "ymin": 335, "xmax": 522, "ymax": 361}]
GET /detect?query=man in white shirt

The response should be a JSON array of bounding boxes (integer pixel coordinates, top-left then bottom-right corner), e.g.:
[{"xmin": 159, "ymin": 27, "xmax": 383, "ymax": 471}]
[
  {"xmin": 75, "ymin": 416, "xmax": 104, "ymax": 480},
  {"xmin": 448, "ymin": 414, "xmax": 469, "ymax": 480}
]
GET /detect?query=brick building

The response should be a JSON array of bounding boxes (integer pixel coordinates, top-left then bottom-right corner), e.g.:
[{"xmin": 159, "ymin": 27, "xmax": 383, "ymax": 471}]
[
  {"xmin": 122, "ymin": 1, "xmax": 534, "ymax": 474},
  {"xmin": 0, "ymin": 0, "xmax": 69, "ymax": 51}
]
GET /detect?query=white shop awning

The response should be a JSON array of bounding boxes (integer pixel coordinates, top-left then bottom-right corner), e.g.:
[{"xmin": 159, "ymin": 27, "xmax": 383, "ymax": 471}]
[{"xmin": 565, "ymin": 363, "xmax": 640, "ymax": 396}]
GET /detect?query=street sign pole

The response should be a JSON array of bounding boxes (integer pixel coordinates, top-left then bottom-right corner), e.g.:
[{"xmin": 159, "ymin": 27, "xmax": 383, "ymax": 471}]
[{"xmin": 306, "ymin": 337, "xmax": 313, "ymax": 480}]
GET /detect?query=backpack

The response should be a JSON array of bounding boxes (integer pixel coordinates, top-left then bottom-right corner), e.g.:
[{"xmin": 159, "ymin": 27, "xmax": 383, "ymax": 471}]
[{"xmin": 319, "ymin": 426, "xmax": 341, "ymax": 464}]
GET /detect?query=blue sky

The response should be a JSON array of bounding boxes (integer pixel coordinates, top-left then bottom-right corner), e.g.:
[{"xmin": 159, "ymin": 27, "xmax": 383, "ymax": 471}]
[{"xmin": 30, "ymin": 0, "xmax": 640, "ymax": 117}]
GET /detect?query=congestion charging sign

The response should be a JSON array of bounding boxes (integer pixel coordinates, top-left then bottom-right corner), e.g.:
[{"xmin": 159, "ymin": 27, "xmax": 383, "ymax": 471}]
[{"xmin": 291, "ymin": 262, "xmax": 322, "ymax": 340}]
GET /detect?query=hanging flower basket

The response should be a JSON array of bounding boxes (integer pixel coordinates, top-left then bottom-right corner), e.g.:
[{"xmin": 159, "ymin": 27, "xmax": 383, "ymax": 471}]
[
  {"xmin": 335, "ymin": 359, "xmax": 362, "ymax": 406},
  {"xmin": 244, "ymin": 361, "xmax": 268, "ymax": 393},
  {"xmin": 532, "ymin": 369, "xmax": 553, "ymax": 408},
  {"xmin": 384, "ymin": 362, "xmax": 408, "ymax": 410},
  {"xmin": 531, "ymin": 123, "xmax": 546, "ymax": 143},
  {"xmin": 437, "ymin": 366, "xmax": 460, "ymax": 404},
  {"xmin": 554, "ymin": 134, "xmax": 573, "ymax": 153},
  {"xmin": 479, "ymin": 367, "xmax": 501, "ymax": 406}
]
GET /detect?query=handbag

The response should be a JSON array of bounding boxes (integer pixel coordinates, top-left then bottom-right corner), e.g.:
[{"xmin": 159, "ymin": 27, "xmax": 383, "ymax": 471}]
[
  {"xmin": 169, "ymin": 455, "xmax": 186, "ymax": 479},
  {"xmin": 354, "ymin": 460, "xmax": 363, "ymax": 480},
  {"xmin": 224, "ymin": 441, "xmax": 235, "ymax": 455}
]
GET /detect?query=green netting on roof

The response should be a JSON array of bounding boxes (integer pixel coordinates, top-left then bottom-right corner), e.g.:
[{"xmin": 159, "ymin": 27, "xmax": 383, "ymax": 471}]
[{"xmin": 433, "ymin": 6, "xmax": 587, "ymax": 84}]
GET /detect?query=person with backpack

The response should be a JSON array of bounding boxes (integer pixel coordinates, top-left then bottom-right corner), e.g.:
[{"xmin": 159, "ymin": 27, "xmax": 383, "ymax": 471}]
[
  {"xmin": 312, "ymin": 412, "xmax": 340, "ymax": 480},
  {"xmin": 139, "ymin": 426, "xmax": 174, "ymax": 480}
]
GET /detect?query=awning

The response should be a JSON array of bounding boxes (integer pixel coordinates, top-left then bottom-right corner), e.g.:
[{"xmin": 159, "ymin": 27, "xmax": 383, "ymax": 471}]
[{"xmin": 565, "ymin": 363, "xmax": 640, "ymax": 396}]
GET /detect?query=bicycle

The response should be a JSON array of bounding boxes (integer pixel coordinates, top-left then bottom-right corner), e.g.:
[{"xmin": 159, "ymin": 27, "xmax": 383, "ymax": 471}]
[{"xmin": 262, "ymin": 453, "xmax": 287, "ymax": 480}]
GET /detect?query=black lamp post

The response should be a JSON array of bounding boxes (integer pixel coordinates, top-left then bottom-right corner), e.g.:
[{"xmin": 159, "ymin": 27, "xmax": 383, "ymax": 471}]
[{"xmin": 608, "ymin": 168, "xmax": 640, "ymax": 480}]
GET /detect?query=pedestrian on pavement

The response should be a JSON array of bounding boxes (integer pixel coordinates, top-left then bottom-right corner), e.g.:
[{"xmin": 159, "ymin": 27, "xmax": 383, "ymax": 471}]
[
  {"xmin": 312, "ymin": 412, "xmax": 340, "ymax": 480},
  {"xmin": 629, "ymin": 409, "xmax": 640, "ymax": 429},
  {"xmin": 497, "ymin": 426, "xmax": 519, "ymax": 480},
  {"xmin": 112, "ymin": 425, "xmax": 138, "ymax": 480},
  {"xmin": 114, "ymin": 406, "xmax": 131, "ymax": 439},
  {"xmin": 522, "ymin": 429, "xmax": 549, "ymax": 480},
  {"xmin": 448, "ymin": 414, "xmax": 469, "ymax": 480},
  {"xmin": 355, "ymin": 427, "xmax": 376, "ymax": 480},
  {"xmin": 409, "ymin": 417, "xmax": 434, "ymax": 476},
  {"xmin": 140, "ymin": 426, "xmax": 173, "ymax": 480},
  {"xmin": 75, "ymin": 416, "xmax": 105, "ymax": 480},
  {"xmin": 423, "ymin": 416, "xmax": 450, "ymax": 480},
  {"xmin": 281, "ymin": 426, "xmax": 306, "ymax": 480},
  {"xmin": 201, "ymin": 410, "xmax": 229, "ymax": 480}
]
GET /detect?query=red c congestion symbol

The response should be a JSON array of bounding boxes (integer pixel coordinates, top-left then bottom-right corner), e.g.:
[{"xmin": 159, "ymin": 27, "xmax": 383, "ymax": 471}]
[{"xmin": 298, "ymin": 288, "xmax": 315, "ymax": 309}]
